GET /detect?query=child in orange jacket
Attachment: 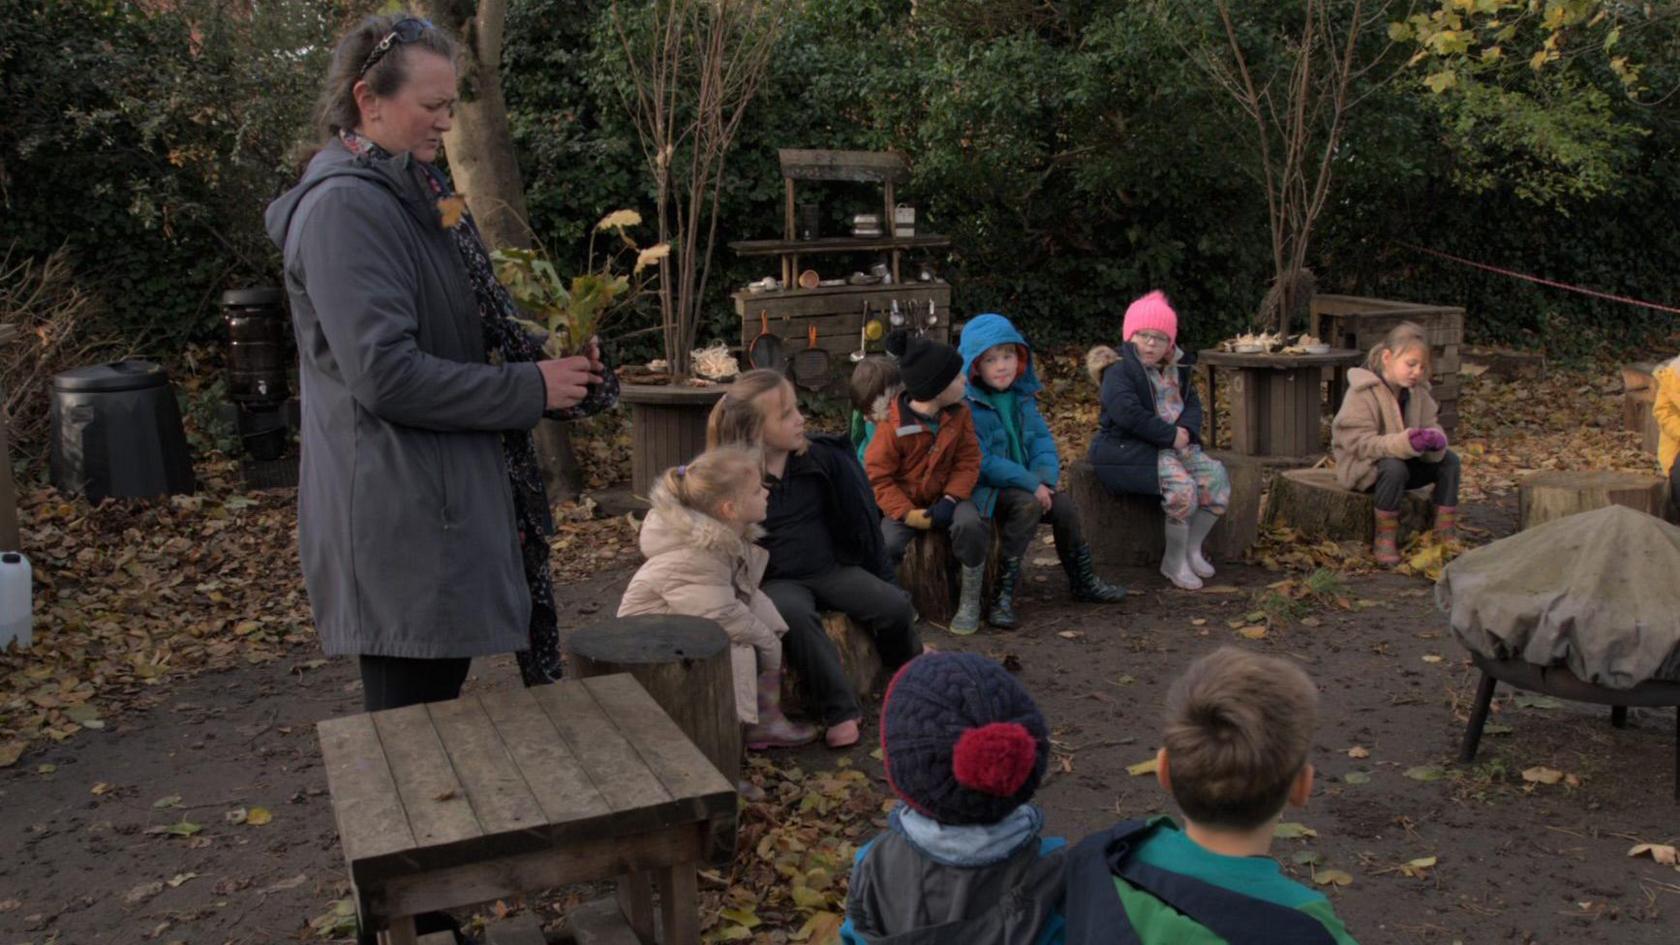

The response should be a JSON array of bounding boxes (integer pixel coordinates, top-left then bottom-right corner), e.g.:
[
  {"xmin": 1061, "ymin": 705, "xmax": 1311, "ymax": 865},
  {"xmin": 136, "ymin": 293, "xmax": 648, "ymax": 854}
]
[{"xmin": 866, "ymin": 331, "xmax": 988, "ymax": 634}]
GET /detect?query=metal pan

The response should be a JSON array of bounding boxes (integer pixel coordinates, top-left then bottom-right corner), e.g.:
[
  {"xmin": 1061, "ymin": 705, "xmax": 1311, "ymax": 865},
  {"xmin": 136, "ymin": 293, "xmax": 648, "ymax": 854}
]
[
  {"xmin": 748, "ymin": 311, "xmax": 786, "ymax": 371},
  {"xmin": 792, "ymin": 324, "xmax": 832, "ymax": 391}
]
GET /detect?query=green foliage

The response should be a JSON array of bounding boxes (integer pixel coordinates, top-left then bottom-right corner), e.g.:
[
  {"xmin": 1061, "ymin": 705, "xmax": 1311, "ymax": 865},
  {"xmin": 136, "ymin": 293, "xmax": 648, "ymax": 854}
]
[
  {"xmin": 4, "ymin": 0, "xmax": 1680, "ymax": 363},
  {"xmin": 0, "ymin": 0, "xmax": 365, "ymax": 347}
]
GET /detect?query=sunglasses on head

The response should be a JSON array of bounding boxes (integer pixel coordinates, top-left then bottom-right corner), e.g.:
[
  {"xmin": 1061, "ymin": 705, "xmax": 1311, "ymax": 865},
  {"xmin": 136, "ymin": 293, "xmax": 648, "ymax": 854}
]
[{"xmin": 358, "ymin": 17, "xmax": 434, "ymax": 78}]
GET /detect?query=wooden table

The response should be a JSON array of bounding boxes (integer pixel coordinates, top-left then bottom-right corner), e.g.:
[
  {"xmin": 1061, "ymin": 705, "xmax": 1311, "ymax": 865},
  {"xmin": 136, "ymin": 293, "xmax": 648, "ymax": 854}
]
[
  {"xmin": 1198, "ymin": 348, "xmax": 1363, "ymax": 461},
  {"xmin": 317, "ymin": 674, "xmax": 736, "ymax": 945}
]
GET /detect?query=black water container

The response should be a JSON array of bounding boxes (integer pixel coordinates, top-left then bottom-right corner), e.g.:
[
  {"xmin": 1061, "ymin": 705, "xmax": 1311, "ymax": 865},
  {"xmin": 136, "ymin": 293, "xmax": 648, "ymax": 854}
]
[{"xmin": 221, "ymin": 288, "xmax": 292, "ymax": 460}]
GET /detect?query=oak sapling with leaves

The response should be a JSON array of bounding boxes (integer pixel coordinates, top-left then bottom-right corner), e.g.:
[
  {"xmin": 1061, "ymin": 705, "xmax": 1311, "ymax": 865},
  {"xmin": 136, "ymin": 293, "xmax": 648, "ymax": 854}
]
[
  {"xmin": 491, "ymin": 208, "xmax": 667, "ymax": 357},
  {"xmin": 840, "ymin": 653, "xmax": 1065, "ymax": 945},
  {"xmin": 1329, "ymin": 320, "xmax": 1460, "ymax": 566},
  {"xmin": 1064, "ymin": 647, "xmax": 1360, "ymax": 944}
]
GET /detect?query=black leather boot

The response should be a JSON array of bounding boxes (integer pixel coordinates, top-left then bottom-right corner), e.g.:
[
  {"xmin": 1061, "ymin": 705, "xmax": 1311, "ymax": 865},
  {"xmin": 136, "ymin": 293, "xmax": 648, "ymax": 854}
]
[
  {"xmin": 1063, "ymin": 543, "xmax": 1127, "ymax": 602},
  {"xmin": 988, "ymin": 556, "xmax": 1023, "ymax": 629}
]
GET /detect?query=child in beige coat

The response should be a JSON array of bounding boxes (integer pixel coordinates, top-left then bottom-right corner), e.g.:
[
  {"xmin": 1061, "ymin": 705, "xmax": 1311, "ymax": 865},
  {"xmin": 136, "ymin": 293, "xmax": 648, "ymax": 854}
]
[
  {"xmin": 618, "ymin": 446, "xmax": 817, "ymax": 751},
  {"xmin": 1330, "ymin": 321, "xmax": 1460, "ymax": 565}
]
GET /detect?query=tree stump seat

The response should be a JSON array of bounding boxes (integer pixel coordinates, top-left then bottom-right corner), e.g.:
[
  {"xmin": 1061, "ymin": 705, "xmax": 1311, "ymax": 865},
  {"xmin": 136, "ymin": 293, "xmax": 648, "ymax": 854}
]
[
  {"xmin": 1622, "ymin": 362, "xmax": 1661, "ymax": 458},
  {"xmin": 1262, "ymin": 467, "xmax": 1433, "ymax": 544},
  {"xmin": 1064, "ymin": 455, "xmax": 1262, "ymax": 568},
  {"xmin": 780, "ymin": 612, "xmax": 885, "ymax": 716},
  {"xmin": 896, "ymin": 528, "xmax": 1000, "ymax": 625},
  {"xmin": 1518, "ymin": 470, "xmax": 1669, "ymax": 531}
]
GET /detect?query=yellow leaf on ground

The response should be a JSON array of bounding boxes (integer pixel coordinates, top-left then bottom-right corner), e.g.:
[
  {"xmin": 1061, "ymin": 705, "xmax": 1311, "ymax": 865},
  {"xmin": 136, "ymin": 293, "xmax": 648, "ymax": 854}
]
[
  {"xmin": 1237, "ymin": 626, "xmax": 1268, "ymax": 640},
  {"xmin": 1274, "ymin": 822, "xmax": 1318, "ymax": 840},
  {"xmin": 1313, "ymin": 868, "xmax": 1354, "ymax": 886},
  {"xmin": 1421, "ymin": 654, "xmax": 1444, "ymax": 664},
  {"xmin": 245, "ymin": 806, "xmax": 272, "ymax": 826},
  {"xmin": 1629, "ymin": 843, "xmax": 1678, "ymax": 866},
  {"xmin": 1522, "ymin": 766, "xmax": 1565, "ymax": 785},
  {"xmin": 1126, "ymin": 757, "xmax": 1159, "ymax": 777},
  {"xmin": 1347, "ymin": 746, "xmax": 1371, "ymax": 759}
]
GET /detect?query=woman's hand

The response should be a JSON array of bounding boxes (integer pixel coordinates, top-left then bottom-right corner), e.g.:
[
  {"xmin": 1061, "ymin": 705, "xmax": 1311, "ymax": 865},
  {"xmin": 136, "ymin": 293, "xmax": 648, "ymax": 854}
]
[
  {"xmin": 539, "ymin": 355, "xmax": 604, "ymax": 410},
  {"xmin": 1173, "ymin": 426, "xmax": 1191, "ymax": 451}
]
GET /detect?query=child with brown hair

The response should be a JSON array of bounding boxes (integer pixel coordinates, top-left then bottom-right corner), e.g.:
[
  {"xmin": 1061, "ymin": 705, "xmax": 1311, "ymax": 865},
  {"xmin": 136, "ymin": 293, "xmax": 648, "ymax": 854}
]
[
  {"xmin": 617, "ymin": 446, "xmax": 817, "ymax": 751},
  {"xmin": 848, "ymin": 356, "xmax": 903, "ymax": 464},
  {"xmin": 867, "ymin": 331, "xmax": 990, "ymax": 635},
  {"xmin": 1064, "ymin": 647, "xmax": 1358, "ymax": 945},
  {"xmin": 708, "ymin": 369, "xmax": 918, "ymax": 749},
  {"xmin": 1330, "ymin": 320, "xmax": 1460, "ymax": 565}
]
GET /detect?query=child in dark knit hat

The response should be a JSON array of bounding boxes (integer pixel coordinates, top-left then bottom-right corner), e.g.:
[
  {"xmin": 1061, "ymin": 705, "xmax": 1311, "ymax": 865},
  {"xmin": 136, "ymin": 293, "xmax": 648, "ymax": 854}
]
[
  {"xmin": 865, "ymin": 332, "xmax": 989, "ymax": 634},
  {"xmin": 841, "ymin": 653, "xmax": 1067, "ymax": 945}
]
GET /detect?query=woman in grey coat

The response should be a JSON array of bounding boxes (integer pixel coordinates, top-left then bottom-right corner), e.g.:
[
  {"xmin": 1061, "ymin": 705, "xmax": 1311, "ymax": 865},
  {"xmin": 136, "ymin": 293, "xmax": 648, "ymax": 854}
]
[{"xmin": 265, "ymin": 14, "xmax": 616, "ymax": 712}]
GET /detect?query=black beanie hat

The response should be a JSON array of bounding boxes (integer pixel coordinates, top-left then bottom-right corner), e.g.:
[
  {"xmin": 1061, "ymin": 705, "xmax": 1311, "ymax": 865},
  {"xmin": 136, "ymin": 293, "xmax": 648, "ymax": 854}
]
[
  {"xmin": 881, "ymin": 652, "xmax": 1049, "ymax": 826},
  {"xmin": 885, "ymin": 330, "xmax": 964, "ymax": 402}
]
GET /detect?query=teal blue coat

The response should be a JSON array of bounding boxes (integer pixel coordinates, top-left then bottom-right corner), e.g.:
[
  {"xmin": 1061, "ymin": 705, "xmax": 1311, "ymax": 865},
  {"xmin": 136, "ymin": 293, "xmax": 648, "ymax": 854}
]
[{"xmin": 959, "ymin": 314, "xmax": 1061, "ymax": 518}]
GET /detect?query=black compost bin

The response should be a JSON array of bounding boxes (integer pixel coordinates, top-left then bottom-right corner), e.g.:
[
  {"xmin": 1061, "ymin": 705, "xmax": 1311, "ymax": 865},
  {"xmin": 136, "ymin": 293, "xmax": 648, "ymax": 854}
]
[{"xmin": 50, "ymin": 360, "xmax": 195, "ymax": 503}]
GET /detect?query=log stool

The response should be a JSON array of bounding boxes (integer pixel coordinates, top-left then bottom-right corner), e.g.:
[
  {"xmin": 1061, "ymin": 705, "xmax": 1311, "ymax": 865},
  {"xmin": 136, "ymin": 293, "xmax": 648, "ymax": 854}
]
[
  {"xmin": 1065, "ymin": 454, "xmax": 1262, "ymax": 568},
  {"xmin": 1459, "ymin": 652, "xmax": 1680, "ymax": 800},
  {"xmin": 895, "ymin": 529, "xmax": 999, "ymax": 625},
  {"xmin": 316, "ymin": 675, "xmax": 734, "ymax": 945},
  {"xmin": 1262, "ymin": 468, "xmax": 1432, "ymax": 544},
  {"xmin": 780, "ymin": 612, "xmax": 885, "ymax": 716},
  {"xmin": 1622, "ymin": 362, "xmax": 1661, "ymax": 458},
  {"xmin": 1518, "ymin": 470, "xmax": 1669, "ymax": 530}
]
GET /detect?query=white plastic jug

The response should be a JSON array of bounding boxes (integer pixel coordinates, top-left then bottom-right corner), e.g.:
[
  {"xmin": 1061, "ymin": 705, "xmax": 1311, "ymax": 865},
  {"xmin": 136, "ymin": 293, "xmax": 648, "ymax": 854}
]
[{"xmin": 0, "ymin": 552, "xmax": 31, "ymax": 651}]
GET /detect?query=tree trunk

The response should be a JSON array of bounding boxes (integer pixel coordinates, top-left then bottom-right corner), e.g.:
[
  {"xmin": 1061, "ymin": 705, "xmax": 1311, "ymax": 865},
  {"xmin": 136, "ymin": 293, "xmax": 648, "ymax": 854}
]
[
  {"xmin": 421, "ymin": 0, "xmax": 531, "ymax": 251},
  {"xmin": 1518, "ymin": 470, "xmax": 1668, "ymax": 531},
  {"xmin": 1263, "ymin": 468, "xmax": 1433, "ymax": 544}
]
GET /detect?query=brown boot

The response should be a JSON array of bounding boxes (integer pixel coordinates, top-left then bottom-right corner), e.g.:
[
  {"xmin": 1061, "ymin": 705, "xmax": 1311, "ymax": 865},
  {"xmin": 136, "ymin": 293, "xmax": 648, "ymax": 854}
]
[
  {"xmin": 1373, "ymin": 509, "xmax": 1401, "ymax": 566},
  {"xmin": 744, "ymin": 670, "xmax": 818, "ymax": 750},
  {"xmin": 1434, "ymin": 505, "xmax": 1458, "ymax": 539}
]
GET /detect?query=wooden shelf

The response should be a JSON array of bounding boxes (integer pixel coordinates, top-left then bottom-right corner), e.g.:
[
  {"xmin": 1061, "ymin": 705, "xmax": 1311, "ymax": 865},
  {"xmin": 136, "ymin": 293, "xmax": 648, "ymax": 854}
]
[
  {"xmin": 732, "ymin": 279, "xmax": 948, "ymax": 303},
  {"xmin": 728, "ymin": 234, "xmax": 950, "ymax": 257}
]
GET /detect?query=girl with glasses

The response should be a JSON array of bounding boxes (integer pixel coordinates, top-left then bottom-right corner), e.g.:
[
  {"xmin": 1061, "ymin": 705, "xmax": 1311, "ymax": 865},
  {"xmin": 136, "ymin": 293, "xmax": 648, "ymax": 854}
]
[{"xmin": 1086, "ymin": 291, "xmax": 1231, "ymax": 590}]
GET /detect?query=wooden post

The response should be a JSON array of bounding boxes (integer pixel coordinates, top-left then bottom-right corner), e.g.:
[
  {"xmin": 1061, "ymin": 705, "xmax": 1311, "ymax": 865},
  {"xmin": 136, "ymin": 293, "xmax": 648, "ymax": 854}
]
[
  {"xmin": 0, "ymin": 326, "xmax": 18, "ymax": 551},
  {"xmin": 567, "ymin": 615, "xmax": 742, "ymax": 792},
  {"xmin": 1518, "ymin": 470, "xmax": 1669, "ymax": 531}
]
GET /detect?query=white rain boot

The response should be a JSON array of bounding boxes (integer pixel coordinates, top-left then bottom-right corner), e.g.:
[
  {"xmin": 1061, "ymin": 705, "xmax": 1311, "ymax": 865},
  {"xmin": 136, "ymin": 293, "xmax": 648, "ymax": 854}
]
[
  {"xmin": 1186, "ymin": 508, "xmax": 1219, "ymax": 580},
  {"xmin": 1161, "ymin": 518, "xmax": 1203, "ymax": 590}
]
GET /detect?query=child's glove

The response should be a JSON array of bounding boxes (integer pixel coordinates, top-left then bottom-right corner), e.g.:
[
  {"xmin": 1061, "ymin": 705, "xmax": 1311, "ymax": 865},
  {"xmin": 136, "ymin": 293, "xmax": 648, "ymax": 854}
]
[
  {"xmin": 1408, "ymin": 428, "xmax": 1447, "ymax": 453},
  {"xmin": 928, "ymin": 497, "xmax": 957, "ymax": 529},
  {"xmin": 905, "ymin": 509, "xmax": 934, "ymax": 530}
]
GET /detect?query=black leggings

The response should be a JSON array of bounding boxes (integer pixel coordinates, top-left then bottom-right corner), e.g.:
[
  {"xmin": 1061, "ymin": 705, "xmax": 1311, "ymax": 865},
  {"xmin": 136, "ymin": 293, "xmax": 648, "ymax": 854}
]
[{"xmin": 358, "ymin": 655, "xmax": 472, "ymax": 712}]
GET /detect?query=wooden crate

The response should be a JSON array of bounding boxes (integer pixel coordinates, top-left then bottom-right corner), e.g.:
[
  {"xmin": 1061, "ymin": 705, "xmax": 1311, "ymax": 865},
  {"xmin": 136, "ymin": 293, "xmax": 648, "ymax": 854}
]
[
  {"xmin": 1311, "ymin": 294, "xmax": 1465, "ymax": 435},
  {"xmin": 732, "ymin": 282, "xmax": 951, "ymax": 395}
]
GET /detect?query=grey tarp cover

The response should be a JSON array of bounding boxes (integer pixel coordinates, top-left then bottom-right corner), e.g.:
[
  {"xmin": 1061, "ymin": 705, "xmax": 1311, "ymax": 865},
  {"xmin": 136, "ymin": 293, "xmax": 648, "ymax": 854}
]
[{"xmin": 1436, "ymin": 504, "xmax": 1680, "ymax": 689}]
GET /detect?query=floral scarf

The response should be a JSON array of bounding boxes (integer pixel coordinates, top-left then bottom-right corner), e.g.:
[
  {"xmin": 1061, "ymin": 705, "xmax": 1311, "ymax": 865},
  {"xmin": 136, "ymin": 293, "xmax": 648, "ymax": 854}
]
[{"xmin": 341, "ymin": 131, "xmax": 620, "ymax": 684}]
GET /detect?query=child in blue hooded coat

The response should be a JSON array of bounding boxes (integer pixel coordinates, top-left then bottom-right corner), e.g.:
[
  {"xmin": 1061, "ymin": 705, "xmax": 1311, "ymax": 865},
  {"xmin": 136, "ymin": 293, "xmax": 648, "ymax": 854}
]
[{"xmin": 959, "ymin": 314, "xmax": 1127, "ymax": 629}]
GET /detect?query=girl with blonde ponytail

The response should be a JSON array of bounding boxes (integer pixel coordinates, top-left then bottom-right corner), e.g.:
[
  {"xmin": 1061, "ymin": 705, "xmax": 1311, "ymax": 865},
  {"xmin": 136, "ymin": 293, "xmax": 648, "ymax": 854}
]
[{"xmin": 618, "ymin": 446, "xmax": 818, "ymax": 755}]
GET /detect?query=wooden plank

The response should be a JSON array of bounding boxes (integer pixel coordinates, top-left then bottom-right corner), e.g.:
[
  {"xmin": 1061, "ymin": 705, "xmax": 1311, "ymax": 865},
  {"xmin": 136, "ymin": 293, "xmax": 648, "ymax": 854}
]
[
  {"xmin": 479, "ymin": 687, "xmax": 613, "ymax": 827},
  {"xmin": 656, "ymin": 865, "xmax": 700, "ymax": 945},
  {"xmin": 734, "ymin": 291, "xmax": 951, "ymax": 324},
  {"xmin": 617, "ymin": 873, "xmax": 656, "ymax": 944},
  {"xmin": 372, "ymin": 705, "xmax": 484, "ymax": 849},
  {"xmin": 380, "ymin": 823, "xmax": 706, "ymax": 919},
  {"xmin": 383, "ymin": 916, "xmax": 418, "ymax": 945},
  {"xmin": 1434, "ymin": 345, "xmax": 1460, "ymax": 377},
  {"xmin": 317, "ymin": 714, "xmax": 416, "ymax": 869},
  {"xmin": 571, "ymin": 897, "xmax": 647, "ymax": 945},
  {"xmin": 427, "ymin": 697, "xmax": 546, "ymax": 836},
  {"xmin": 582, "ymin": 676, "xmax": 734, "ymax": 809},
  {"xmin": 531, "ymin": 679, "xmax": 673, "ymax": 812},
  {"xmin": 778, "ymin": 148, "xmax": 909, "ymax": 184},
  {"xmin": 485, "ymin": 913, "xmax": 547, "ymax": 945},
  {"xmin": 728, "ymin": 234, "xmax": 950, "ymax": 257},
  {"xmin": 733, "ymin": 280, "xmax": 950, "ymax": 305}
]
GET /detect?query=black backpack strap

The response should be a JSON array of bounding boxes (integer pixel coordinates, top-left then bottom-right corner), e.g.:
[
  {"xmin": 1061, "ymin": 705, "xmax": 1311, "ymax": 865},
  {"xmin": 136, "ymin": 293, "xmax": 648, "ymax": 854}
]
[{"xmin": 1066, "ymin": 820, "xmax": 1339, "ymax": 945}]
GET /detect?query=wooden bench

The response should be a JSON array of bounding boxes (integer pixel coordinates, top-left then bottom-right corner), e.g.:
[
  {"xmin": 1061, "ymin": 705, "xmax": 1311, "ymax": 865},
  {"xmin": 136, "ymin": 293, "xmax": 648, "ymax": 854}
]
[
  {"xmin": 1263, "ymin": 467, "xmax": 1432, "ymax": 544},
  {"xmin": 1518, "ymin": 470, "xmax": 1669, "ymax": 530},
  {"xmin": 317, "ymin": 675, "xmax": 735, "ymax": 945},
  {"xmin": 1064, "ymin": 454, "xmax": 1262, "ymax": 568}
]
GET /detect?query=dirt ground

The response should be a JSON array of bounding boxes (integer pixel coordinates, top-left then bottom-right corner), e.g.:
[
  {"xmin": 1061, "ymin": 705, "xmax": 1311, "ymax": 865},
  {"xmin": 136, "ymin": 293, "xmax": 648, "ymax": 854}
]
[
  {"xmin": 3, "ymin": 490, "xmax": 1679, "ymax": 945},
  {"xmin": 5, "ymin": 364, "xmax": 1680, "ymax": 944}
]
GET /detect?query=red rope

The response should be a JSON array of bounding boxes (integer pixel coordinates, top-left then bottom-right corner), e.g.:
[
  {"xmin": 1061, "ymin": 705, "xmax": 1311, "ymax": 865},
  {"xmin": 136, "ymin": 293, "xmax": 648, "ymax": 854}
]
[{"xmin": 1396, "ymin": 241, "xmax": 1680, "ymax": 317}]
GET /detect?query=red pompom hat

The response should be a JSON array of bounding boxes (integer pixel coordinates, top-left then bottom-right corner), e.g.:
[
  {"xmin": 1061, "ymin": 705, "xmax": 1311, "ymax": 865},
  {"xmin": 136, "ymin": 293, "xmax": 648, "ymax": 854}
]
[{"xmin": 879, "ymin": 652, "xmax": 1049, "ymax": 826}]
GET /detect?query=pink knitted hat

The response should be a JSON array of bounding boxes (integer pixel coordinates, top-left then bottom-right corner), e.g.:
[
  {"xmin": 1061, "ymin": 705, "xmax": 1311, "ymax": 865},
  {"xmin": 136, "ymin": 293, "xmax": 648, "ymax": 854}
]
[{"xmin": 1122, "ymin": 290, "xmax": 1178, "ymax": 345}]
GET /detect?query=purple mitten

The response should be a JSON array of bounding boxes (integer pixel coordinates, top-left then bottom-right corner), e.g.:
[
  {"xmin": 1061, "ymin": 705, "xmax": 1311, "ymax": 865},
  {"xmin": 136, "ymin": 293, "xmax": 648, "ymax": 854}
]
[
  {"xmin": 1407, "ymin": 428, "xmax": 1433, "ymax": 453},
  {"xmin": 1423, "ymin": 429, "xmax": 1448, "ymax": 452}
]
